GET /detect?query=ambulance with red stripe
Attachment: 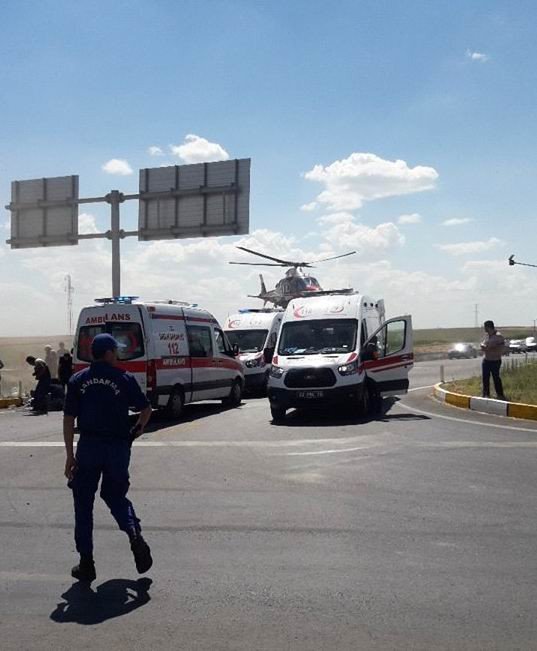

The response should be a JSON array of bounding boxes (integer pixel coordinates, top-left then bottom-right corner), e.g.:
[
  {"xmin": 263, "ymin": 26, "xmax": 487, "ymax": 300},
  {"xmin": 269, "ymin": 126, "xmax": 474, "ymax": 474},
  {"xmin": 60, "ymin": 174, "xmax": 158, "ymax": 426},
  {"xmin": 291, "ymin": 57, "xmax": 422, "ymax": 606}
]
[
  {"xmin": 267, "ymin": 293, "xmax": 413, "ymax": 422},
  {"xmin": 73, "ymin": 297, "xmax": 244, "ymax": 419},
  {"xmin": 224, "ymin": 308, "xmax": 283, "ymax": 394}
]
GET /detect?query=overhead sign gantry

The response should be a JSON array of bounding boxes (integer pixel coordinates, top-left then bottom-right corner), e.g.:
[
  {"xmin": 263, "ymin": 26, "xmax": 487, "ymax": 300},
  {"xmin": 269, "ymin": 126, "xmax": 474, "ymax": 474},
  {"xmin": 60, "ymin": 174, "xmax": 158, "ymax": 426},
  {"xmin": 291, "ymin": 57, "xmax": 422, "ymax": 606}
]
[{"xmin": 6, "ymin": 158, "xmax": 251, "ymax": 297}]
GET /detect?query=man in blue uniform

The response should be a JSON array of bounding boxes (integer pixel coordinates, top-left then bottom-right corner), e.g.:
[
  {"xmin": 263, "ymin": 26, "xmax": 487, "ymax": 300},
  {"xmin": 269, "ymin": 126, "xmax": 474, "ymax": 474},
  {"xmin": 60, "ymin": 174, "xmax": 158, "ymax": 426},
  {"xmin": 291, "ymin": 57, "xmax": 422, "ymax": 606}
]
[{"xmin": 63, "ymin": 334, "xmax": 153, "ymax": 582}]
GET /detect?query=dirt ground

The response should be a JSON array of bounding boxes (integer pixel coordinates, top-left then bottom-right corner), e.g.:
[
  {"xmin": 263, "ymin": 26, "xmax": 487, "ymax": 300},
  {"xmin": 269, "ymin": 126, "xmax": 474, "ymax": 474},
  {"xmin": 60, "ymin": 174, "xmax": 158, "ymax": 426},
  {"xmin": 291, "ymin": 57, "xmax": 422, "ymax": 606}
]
[{"xmin": 0, "ymin": 336, "xmax": 73, "ymax": 397}]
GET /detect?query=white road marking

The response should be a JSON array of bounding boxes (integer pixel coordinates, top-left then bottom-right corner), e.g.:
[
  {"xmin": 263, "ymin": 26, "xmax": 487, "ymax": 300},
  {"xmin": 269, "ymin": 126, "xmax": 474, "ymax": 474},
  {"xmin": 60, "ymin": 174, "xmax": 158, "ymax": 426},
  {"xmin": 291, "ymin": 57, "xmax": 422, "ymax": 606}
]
[
  {"xmin": 398, "ymin": 400, "xmax": 537, "ymax": 433},
  {"xmin": 408, "ymin": 384, "xmax": 436, "ymax": 392},
  {"xmin": 285, "ymin": 444, "xmax": 379, "ymax": 456}
]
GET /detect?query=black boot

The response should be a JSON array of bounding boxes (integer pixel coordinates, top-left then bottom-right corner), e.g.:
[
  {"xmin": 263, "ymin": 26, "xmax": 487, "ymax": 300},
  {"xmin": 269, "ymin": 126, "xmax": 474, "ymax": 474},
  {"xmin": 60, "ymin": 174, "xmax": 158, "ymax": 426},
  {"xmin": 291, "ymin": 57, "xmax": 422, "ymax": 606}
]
[
  {"xmin": 130, "ymin": 534, "xmax": 153, "ymax": 574},
  {"xmin": 71, "ymin": 555, "xmax": 96, "ymax": 582}
]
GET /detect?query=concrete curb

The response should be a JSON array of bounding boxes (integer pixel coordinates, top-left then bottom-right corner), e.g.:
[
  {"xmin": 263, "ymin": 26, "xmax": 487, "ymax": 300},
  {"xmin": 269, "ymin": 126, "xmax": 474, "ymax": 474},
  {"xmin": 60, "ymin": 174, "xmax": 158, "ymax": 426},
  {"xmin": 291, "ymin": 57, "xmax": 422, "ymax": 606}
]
[{"xmin": 433, "ymin": 384, "xmax": 537, "ymax": 420}]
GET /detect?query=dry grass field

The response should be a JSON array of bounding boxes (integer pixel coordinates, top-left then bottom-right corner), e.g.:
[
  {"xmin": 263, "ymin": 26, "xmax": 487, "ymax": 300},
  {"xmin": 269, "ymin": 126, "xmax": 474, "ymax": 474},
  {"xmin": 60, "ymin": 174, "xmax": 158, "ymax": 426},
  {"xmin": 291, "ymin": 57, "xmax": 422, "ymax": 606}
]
[
  {"xmin": 0, "ymin": 327, "xmax": 531, "ymax": 397},
  {"xmin": 0, "ymin": 336, "xmax": 73, "ymax": 396}
]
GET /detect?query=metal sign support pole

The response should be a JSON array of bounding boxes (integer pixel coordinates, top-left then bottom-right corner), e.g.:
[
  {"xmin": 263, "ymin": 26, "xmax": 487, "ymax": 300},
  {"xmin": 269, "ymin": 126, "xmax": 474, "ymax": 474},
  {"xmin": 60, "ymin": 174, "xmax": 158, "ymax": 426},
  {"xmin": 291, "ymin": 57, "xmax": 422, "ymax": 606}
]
[{"xmin": 107, "ymin": 190, "xmax": 122, "ymax": 298}]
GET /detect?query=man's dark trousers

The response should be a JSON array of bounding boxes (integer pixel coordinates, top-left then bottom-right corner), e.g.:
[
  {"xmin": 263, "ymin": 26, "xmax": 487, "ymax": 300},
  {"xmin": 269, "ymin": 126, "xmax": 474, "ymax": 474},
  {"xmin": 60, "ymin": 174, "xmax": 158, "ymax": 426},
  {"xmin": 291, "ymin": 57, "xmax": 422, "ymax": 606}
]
[
  {"xmin": 69, "ymin": 436, "xmax": 141, "ymax": 556},
  {"xmin": 482, "ymin": 359, "xmax": 504, "ymax": 398}
]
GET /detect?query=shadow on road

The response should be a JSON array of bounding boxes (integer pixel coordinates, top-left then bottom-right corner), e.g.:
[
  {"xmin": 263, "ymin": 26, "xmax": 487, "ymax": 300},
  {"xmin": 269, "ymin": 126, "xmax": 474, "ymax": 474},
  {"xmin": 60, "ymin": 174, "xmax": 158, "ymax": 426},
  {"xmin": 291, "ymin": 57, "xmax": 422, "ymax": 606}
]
[
  {"xmin": 50, "ymin": 577, "xmax": 152, "ymax": 625},
  {"xmin": 141, "ymin": 402, "xmax": 245, "ymax": 433},
  {"xmin": 271, "ymin": 398, "xmax": 430, "ymax": 427}
]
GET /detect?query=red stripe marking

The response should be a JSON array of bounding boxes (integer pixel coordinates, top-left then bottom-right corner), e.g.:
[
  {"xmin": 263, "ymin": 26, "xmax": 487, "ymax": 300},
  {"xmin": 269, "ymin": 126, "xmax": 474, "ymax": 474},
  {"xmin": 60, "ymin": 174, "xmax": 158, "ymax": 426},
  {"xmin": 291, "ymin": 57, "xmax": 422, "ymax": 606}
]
[
  {"xmin": 151, "ymin": 314, "xmax": 185, "ymax": 321},
  {"xmin": 368, "ymin": 362, "xmax": 412, "ymax": 374},
  {"xmin": 155, "ymin": 357, "xmax": 243, "ymax": 371},
  {"xmin": 185, "ymin": 316, "xmax": 218, "ymax": 324},
  {"xmin": 363, "ymin": 353, "xmax": 413, "ymax": 370},
  {"xmin": 73, "ymin": 361, "xmax": 147, "ymax": 373}
]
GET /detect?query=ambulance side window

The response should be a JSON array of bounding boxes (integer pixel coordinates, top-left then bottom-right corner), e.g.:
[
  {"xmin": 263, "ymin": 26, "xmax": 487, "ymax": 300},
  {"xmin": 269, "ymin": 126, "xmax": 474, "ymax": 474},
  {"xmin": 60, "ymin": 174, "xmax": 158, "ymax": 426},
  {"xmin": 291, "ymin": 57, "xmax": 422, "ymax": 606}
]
[
  {"xmin": 385, "ymin": 320, "xmax": 406, "ymax": 356},
  {"xmin": 214, "ymin": 328, "xmax": 232, "ymax": 355},
  {"xmin": 187, "ymin": 326, "xmax": 213, "ymax": 358}
]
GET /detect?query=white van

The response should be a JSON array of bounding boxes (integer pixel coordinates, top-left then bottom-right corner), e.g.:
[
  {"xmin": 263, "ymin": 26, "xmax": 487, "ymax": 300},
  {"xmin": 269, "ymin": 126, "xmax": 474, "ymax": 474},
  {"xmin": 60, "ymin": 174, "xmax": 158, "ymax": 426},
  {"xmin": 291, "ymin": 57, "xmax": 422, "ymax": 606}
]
[
  {"xmin": 224, "ymin": 309, "xmax": 283, "ymax": 393},
  {"xmin": 73, "ymin": 297, "xmax": 244, "ymax": 418},
  {"xmin": 267, "ymin": 293, "xmax": 413, "ymax": 421}
]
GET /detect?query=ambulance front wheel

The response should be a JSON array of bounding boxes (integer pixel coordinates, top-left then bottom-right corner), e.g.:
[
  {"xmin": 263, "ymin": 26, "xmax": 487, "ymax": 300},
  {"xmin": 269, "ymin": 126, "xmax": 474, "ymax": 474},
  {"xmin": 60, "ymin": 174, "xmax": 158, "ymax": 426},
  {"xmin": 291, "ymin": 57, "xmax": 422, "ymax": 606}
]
[
  {"xmin": 223, "ymin": 379, "xmax": 243, "ymax": 408},
  {"xmin": 165, "ymin": 387, "xmax": 184, "ymax": 420},
  {"xmin": 270, "ymin": 405, "xmax": 286, "ymax": 423}
]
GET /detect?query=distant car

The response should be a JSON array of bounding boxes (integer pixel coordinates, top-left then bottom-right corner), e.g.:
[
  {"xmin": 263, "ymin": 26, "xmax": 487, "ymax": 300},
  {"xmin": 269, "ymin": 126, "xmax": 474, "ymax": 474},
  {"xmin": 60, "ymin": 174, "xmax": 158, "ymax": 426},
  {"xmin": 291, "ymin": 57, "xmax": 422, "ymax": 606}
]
[
  {"xmin": 509, "ymin": 339, "xmax": 527, "ymax": 354},
  {"xmin": 448, "ymin": 342, "xmax": 478, "ymax": 359},
  {"xmin": 525, "ymin": 337, "xmax": 537, "ymax": 353}
]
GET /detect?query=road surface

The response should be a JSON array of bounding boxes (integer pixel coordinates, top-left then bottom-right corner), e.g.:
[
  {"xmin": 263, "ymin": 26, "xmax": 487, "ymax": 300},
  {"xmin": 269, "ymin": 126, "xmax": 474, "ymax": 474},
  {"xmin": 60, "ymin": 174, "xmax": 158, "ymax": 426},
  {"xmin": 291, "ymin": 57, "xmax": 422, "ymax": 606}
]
[{"xmin": 1, "ymin": 358, "xmax": 536, "ymax": 650}]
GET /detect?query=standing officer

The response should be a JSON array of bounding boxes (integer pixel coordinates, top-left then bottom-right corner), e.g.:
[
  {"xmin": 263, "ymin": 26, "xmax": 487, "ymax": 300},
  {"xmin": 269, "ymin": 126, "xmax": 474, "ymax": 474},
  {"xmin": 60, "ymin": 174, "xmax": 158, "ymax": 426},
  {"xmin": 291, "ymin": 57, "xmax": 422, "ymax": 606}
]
[{"xmin": 63, "ymin": 334, "xmax": 153, "ymax": 582}]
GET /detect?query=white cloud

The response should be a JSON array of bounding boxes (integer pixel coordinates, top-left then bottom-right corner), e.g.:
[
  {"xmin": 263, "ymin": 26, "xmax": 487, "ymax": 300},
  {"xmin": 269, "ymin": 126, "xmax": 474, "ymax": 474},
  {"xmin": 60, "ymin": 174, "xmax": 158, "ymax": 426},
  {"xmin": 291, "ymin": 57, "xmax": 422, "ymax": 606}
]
[
  {"xmin": 398, "ymin": 213, "xmax": 422, "ymax": 225},
  {"xmin": 317, "ymin": 212, "xmax": 354, "ymax": 225},
  {"xmin": 148, "ymin": 146, "xmax": 164, "ymax": 156},
  {"xmin": 78, "ymin": 213, "xmax": 100, "ymax": 235},
  {"xmin": 436, "ymin": 237, "xmax": 503, "ymax": 256},
  {"xmin": 321, "ymin": 216, "xmax": 405, "ymax": 257},
  {"xmin": 442, "ymin": 217, "xmax": 473, "ymax": 226},
  {"xmin": 304, "ymin": 152, "xmax": 438, "ymax": 211},
  {"xmin": 170, "ymin": 134, "xmax": 229, "ymax": 164},
  {"xmin": 466, "ymin": 50, "xmax": 489, "ymax": 63},
  {"xmin": 102, "ymin": 159, "xmax": 133, "ymax": 176},
  {"xmin": 300, "ymin": 201, "xmax": 318, "ymax": 212}
]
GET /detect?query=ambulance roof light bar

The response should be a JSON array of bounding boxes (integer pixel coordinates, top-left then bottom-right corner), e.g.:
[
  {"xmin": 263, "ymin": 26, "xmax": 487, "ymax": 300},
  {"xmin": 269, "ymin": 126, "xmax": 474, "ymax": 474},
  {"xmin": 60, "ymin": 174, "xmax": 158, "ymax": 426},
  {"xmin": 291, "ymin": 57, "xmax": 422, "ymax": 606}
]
[
  {"xmin": 151, "ymin": 299, "xmax": 199, "ymax": 307},
  {"xmin": 94, "ymin": 296, "xmax": 139, "ymax": 305}
]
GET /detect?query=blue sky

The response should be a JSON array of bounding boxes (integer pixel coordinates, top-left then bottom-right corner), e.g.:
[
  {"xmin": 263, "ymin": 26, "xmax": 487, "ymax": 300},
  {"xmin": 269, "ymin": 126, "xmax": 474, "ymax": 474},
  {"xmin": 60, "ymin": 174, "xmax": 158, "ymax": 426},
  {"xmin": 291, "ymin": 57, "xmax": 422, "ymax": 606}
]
[{"xmin": 1, "ymin": 0, "xmax": 537, "ymax": 334}]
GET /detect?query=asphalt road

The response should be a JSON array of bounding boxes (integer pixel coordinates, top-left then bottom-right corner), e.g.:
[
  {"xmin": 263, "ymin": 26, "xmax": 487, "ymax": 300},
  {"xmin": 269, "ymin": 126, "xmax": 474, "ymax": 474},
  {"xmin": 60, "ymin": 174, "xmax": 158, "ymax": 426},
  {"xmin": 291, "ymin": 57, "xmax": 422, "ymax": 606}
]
[{"xmin": 1, "ymin": 358, "xmax": 537, "ymax": 650}]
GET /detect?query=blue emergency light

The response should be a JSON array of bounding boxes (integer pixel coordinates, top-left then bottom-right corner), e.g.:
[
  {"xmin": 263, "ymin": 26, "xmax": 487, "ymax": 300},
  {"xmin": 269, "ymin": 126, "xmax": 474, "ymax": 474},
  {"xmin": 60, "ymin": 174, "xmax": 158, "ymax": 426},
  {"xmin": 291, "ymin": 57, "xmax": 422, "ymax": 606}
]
[{"xmin": 94, "ymin": 296, "xmax": 139, "ymax": 305}]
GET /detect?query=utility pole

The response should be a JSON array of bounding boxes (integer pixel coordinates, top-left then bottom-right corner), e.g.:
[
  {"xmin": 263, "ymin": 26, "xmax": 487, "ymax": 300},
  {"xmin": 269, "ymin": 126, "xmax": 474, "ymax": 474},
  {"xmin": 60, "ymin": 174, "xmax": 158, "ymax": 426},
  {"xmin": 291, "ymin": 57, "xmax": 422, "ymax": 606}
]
[
  {"xmin": 65, "ymin": 274, "xmax": 74, "ymax": 335},
  {"xmin": 474, "ymin": 303, "xmax": 479, "ymax": 329}
]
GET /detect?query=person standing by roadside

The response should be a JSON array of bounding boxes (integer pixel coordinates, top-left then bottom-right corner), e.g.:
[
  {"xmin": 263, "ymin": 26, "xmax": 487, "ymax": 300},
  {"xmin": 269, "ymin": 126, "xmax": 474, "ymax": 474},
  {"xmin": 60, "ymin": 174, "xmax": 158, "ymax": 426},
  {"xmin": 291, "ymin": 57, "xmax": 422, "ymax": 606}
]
[
  {"xmin": 58, "ymin": 351, "xmax": 73, "ymax": 389},
  {"xmin": 63, "ymin": 333, "xmax": 153, "ymax": 582},
  {"xmin": 480, "ymin": 320, "xmax": 507, "ymax": 400},
  {"xmin": 45, "ymin": 345, "xmax": 58, "ymax": 380}
]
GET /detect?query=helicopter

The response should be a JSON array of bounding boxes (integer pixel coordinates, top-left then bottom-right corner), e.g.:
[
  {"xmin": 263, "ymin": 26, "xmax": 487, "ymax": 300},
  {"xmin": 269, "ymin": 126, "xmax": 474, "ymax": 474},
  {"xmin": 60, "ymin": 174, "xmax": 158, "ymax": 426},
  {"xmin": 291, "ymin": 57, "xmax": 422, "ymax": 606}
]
[{"xmin": 229, "ymin": 246, "xmax": 357, "ymax": 308}]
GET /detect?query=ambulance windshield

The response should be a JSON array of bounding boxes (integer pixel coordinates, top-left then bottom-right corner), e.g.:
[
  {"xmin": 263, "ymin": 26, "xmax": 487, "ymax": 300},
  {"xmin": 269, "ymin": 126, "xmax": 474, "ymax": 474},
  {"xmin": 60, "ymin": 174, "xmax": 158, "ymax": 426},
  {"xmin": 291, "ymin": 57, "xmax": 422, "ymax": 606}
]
[
  {"xmin": 77, "ymin": 323, "xmax": 145, "ymax": 362},
  {"xmin": 278, "ymin": 319, "xmax": 357, "ymax": 355},
  {"xmin": 226, "ymin": 329, "xmax": 268, "ymax": 353}
]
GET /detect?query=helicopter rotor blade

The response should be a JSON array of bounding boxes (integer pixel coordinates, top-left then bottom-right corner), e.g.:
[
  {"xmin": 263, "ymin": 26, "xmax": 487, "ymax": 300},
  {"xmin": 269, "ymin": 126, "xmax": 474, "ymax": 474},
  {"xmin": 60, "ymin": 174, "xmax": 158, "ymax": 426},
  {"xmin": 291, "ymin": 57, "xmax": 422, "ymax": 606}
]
[
  {"xmin": 229, "ymin": 262, "xmax": 287, "ymax": 267},
  {"xmin": 235, "ymin": 246, "xmax": 305, "ymax": 267},
  {"xmin": 313, "ymin": 251, "xmax": 357, "ymax": 264}
]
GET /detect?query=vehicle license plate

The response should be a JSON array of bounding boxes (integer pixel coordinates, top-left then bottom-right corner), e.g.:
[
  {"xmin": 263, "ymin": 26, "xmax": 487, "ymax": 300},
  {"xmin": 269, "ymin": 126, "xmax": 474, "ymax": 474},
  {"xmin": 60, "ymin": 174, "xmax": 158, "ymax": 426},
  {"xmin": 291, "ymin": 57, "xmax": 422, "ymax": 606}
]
[{"xmin": 298, "ymin": 390, "xmax": 324, "ymax": 399}]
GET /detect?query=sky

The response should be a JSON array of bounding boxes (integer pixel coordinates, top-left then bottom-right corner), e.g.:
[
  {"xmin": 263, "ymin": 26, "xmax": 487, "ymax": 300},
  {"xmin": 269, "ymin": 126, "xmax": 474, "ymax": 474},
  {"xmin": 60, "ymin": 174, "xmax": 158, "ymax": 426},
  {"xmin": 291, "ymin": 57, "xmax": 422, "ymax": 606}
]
[{"xmin": 1, "ymin": 0, "xmax": 537, "ymax": 336}]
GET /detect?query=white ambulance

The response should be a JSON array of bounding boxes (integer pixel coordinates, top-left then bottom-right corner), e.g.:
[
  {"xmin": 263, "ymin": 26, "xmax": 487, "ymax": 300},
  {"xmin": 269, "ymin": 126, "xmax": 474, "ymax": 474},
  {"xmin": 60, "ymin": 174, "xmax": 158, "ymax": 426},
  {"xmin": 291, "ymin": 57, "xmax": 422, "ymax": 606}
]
[
  {"xmin": 224, "ymin": 309, "xmax": 283, "ymax": 393},
  {"xmin": 267, "ymin": 293, "xmax": 413, "ymax": 421},
  {"xmin": 73, "ymin": 297, "xmax": 244, "ymax": 418}
]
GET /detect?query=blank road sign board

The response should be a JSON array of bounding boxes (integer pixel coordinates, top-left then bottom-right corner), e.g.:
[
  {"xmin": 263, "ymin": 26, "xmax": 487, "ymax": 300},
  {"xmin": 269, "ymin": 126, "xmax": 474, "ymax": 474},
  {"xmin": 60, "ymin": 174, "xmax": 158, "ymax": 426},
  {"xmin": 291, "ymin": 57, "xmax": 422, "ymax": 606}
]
[
  {"xmin": 138, "ymin": 158, "xmax": 250, "ymax": 241},
  {"xmin": 9, "ymin": 175, "xmax": 79, "ymax": 248}
]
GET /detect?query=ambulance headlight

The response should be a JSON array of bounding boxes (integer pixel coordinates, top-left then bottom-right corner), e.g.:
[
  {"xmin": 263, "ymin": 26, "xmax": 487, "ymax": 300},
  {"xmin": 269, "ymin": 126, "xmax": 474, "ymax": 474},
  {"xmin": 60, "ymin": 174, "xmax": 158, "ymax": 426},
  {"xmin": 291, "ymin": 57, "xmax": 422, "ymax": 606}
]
[
  {"xmin": 270, "ymin": 364, "xmax": 285, "ymax": 378},
  {"xmin": 245, "ymin": 357, "xmax": 263, "ymax": 368},
  {"xmin": 338, "ymin": 361, "xmax": 358, "ymax": 376}
]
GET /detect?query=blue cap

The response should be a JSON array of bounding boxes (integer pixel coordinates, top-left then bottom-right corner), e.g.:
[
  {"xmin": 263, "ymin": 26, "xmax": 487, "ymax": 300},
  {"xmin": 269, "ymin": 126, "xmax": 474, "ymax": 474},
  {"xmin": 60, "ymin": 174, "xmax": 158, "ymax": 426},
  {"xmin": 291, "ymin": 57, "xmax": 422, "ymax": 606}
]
[{"xmin": 91, "ymin": 333, "xmax": 124, "ymax": 358}]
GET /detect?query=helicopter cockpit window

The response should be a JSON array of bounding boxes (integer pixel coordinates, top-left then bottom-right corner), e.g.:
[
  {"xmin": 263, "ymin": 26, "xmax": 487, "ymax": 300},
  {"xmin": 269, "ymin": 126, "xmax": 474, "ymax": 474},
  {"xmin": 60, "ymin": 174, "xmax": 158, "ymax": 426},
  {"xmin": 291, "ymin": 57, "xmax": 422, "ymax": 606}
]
[
  {"xmin": 303, "ymin": 277, "xmax": 321, "ymax": 289},
  {"xmin": 278, "ymin": 319, "xmax": 357, "ymax": 355}
]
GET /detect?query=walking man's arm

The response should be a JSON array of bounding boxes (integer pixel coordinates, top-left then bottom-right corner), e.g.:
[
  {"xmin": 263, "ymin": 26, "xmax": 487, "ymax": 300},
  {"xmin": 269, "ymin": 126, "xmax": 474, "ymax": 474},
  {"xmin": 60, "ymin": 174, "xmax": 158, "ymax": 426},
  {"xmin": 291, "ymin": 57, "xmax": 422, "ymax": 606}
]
[{"xmin": 63, "ymin": 415, "xmax": 76, "ymax": 480}]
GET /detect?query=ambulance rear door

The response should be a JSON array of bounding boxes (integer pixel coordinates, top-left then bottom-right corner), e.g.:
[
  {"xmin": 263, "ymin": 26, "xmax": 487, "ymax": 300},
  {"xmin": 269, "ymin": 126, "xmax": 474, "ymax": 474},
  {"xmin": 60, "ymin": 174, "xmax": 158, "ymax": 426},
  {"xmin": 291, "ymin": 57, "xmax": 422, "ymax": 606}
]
[
  {"xmin": 361, "ymin": 315, "xmax": 413, "ymax": 396},
  {"xmin": 75, "ymin": 305, "xmax": 148, "ymax": 392}
]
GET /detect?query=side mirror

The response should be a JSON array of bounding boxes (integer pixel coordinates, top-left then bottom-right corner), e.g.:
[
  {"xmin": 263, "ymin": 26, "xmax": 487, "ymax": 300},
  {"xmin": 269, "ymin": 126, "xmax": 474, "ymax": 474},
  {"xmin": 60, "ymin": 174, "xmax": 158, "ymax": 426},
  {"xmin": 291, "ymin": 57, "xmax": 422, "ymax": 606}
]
[
  {"xmin": 232, "ymin": 344, "xmax": 240, "ymax": 357},
  {"xmin": 264, "ymin": 347, "xmax": 274, "ymax": 364}
]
